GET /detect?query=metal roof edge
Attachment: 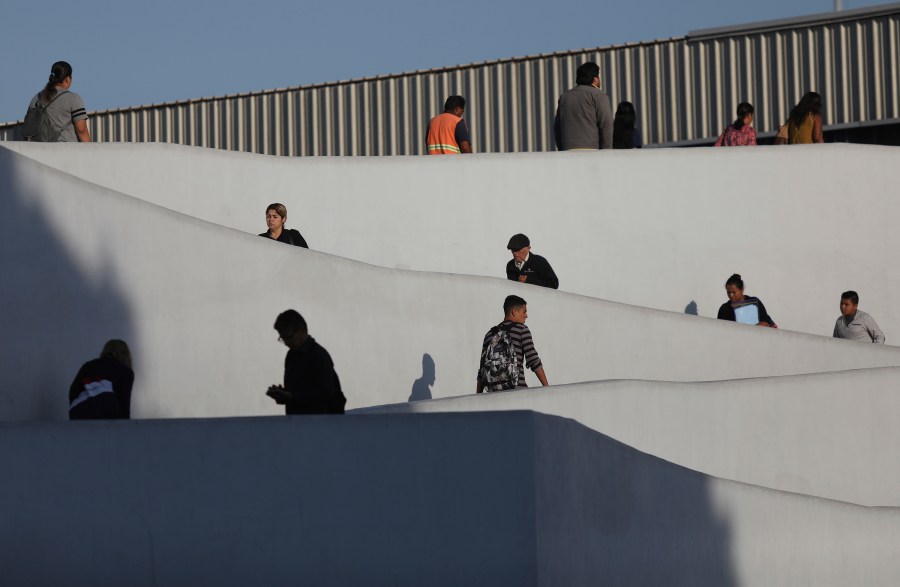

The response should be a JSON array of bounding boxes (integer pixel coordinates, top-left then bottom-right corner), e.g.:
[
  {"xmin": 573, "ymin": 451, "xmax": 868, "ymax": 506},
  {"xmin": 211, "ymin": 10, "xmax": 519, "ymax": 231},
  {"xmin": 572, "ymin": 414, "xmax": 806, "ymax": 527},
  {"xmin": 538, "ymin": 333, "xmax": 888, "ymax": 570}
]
[
  {"xmin": 0, "ymin": 36, "xmax": 684, "ymax": 126},
  {"xmin": 2, "ymin": 4, "xmax": 899, "ymax": 126},
  {"xmin": 686, "ymin": 1, "xmax": 900, "ymax": 41}
]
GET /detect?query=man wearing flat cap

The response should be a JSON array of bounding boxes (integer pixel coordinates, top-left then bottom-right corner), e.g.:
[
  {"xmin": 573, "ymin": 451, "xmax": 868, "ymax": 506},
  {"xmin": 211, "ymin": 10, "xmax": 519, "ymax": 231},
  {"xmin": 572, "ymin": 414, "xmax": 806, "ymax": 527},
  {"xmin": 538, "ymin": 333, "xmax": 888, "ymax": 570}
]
[{"xmin": 505, "ymin": 234, "xmax": 559, "ymax": 289}]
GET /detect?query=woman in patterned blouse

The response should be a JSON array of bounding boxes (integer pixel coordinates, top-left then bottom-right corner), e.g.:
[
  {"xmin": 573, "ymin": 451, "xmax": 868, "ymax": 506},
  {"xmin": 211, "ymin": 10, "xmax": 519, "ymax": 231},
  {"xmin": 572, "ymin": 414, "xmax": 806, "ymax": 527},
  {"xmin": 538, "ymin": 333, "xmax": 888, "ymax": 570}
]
[{"xmin": 714, "ymin": 102, "xmax": 757, "ymax": 147}]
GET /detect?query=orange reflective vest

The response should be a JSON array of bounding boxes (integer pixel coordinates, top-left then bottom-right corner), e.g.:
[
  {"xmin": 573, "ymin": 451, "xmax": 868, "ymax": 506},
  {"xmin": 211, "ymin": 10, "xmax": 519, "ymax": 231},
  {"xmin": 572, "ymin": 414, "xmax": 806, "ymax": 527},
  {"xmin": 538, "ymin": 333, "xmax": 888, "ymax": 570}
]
[{"xmin": 426, "ymin": 112, "xmax": 464, "ymax": 154}]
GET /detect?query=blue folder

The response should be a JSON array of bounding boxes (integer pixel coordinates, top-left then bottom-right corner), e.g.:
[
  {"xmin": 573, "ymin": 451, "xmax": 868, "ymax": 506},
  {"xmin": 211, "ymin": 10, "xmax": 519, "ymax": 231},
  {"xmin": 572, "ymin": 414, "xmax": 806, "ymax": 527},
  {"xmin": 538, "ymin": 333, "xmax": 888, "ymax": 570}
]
[{"xmin": 734, "ymin": 304, "xmax": 760, "ymax": 325}]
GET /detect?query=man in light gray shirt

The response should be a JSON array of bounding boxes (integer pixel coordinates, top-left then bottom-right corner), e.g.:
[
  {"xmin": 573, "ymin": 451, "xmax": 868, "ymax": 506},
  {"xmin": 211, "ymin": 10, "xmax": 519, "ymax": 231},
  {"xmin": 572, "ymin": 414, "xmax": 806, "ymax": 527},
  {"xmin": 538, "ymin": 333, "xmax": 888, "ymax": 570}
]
[
  {"xmin": 833, "ymin": 290, "xmax": 885, "ymax": 343},
  {"xmin": 553, "ymin": 62, "xmax": 614, "ymax": 150}
]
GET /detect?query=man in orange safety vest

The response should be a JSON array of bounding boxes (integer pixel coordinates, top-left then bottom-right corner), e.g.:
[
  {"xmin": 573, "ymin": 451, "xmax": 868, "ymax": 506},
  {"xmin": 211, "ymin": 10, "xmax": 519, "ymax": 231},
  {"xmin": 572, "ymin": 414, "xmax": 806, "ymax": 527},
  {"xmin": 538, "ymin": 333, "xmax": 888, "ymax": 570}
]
[{"xmin": 425, "ymin": 95, "xmax": 473, "ymax": 155}]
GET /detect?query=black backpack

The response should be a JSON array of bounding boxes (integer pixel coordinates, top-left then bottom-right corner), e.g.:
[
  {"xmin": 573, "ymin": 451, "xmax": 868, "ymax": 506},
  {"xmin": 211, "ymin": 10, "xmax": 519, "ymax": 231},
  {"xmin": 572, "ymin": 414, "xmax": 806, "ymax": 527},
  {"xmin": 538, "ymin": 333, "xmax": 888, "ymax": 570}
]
[{"xmin": 20, "ymin": 91, "xmax": 71, "ymax": 142}]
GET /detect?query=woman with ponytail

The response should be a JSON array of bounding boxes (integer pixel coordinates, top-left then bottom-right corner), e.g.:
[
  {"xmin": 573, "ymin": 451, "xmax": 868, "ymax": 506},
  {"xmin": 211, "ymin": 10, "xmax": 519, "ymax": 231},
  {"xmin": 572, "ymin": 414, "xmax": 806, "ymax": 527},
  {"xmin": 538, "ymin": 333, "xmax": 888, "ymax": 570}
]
[
  {"xmin": 714, "ymin": 102, "xmax": 757, "ymax": 147},
  {"xmin": 24, "ymin": 60, "xmax": 91, "ymax": 142}
]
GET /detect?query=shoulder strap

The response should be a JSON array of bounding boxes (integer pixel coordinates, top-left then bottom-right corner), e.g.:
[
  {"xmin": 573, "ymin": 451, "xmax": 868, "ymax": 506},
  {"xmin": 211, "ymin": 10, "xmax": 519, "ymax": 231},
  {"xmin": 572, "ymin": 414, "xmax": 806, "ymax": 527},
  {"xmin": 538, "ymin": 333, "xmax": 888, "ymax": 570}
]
[
  {"xmin": 38, "ymin": 91, "xmax": 74, "ymax": 139},
  {"xmin": 39, "ymin": 90, "xmax": 69, "ymax": 109}
]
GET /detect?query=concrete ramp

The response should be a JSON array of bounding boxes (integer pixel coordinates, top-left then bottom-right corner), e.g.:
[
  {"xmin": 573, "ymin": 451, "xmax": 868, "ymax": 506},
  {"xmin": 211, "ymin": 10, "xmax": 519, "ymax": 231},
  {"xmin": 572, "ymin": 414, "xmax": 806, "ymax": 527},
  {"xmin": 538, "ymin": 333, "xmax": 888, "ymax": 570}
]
[
  {"xmin": 1, "ymin": 412, "xmax": 898, "ymax": 586},
  {"xmin": 3, "ymin": 141, "xmax": 900, "ymax": 338},
  {"xmin": 3, "ymin": 137, "xmax": 899, "ymax": 584},
  {"xmin": 3, "ymin": 146, "xmax": 900, "ymax": 421},
  {"xmin": 359, "ymin": 367, "xmax": 900, "ymax": 506}
]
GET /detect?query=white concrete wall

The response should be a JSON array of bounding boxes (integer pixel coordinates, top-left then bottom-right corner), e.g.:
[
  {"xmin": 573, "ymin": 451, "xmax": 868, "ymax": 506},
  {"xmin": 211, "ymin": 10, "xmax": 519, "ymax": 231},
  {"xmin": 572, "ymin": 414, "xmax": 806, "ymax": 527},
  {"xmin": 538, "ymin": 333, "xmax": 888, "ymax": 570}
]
[
  {"xmin": 359, "ymin": 367, "xmax": 900, "ymax": 506},
  {"xmin": 1, "ymin": 412, "xmax": 898, "ymax": 586},
  {"xmin": 531, "ymin": 414, "xmax": 900, "ymax": 587},
  {"xmin": 4, "ymin": 142, "xmax": 899, "ymax": 339},
  {"xmin": 0, "ymin": 149, "xmax": 900, "ymax": 420},
  {"xmin": 3, "ymin": 146, "xmax": 900, "ymax": 422}
]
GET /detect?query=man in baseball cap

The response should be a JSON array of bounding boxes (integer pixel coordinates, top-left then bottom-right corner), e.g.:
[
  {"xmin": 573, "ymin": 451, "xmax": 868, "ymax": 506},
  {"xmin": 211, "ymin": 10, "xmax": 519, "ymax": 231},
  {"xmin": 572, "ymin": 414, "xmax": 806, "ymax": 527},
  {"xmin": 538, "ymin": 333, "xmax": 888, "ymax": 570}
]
[{"xmin": 505, "ymin": 233, "xmax": 559, "ymax": 289}]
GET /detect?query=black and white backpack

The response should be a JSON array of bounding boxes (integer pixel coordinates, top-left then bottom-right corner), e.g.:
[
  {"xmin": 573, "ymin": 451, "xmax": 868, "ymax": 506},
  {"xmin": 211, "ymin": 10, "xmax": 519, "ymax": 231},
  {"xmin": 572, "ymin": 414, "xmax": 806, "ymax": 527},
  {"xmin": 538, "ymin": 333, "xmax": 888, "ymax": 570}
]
[{"xmin": 479, "ymin": 323, "xmax": 518, "ymax": 391}]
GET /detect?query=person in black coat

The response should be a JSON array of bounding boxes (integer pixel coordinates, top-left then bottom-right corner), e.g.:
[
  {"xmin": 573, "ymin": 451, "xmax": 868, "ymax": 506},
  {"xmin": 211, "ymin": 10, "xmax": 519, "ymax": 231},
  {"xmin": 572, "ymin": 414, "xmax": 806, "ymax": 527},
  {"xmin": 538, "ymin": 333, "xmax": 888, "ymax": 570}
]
[
  {"xmin": 505, "ymin": 233, "xmax": 559, "ymax": 289},
  {"xmin": 69, "ymin": 339, "xmax": 134, "ymax": 419},
  {"xmin": 259, "ymin": 203, "xmax": 309, "ymax": 248},
  {"xmin": 267, "ymin": 310, "xmax": 346, "ymax": 415}
]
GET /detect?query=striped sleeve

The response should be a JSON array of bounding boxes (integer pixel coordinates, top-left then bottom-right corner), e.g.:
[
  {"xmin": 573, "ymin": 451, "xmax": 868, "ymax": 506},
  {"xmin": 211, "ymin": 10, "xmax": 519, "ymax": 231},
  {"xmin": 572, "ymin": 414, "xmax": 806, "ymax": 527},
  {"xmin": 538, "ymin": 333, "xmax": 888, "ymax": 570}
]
[
  {"xmin": 514, "ymin": 324, "xmax": 542, "ymax": 372},
  {"xmin": 67, "ymin": 93, "xmax": 88, "ymax": 121}
]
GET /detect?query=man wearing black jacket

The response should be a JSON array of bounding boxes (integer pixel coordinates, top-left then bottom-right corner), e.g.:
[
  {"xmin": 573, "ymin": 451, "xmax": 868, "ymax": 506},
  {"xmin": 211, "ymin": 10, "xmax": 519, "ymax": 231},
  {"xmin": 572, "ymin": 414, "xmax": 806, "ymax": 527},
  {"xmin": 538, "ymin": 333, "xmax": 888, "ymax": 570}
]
[
  {"xmin": 267, "ymin": 309, "xmax": 346, "ymax": 414},
  {"xmin": 505, "ymin": 234, "xmax": 559, "ymax": 289}
]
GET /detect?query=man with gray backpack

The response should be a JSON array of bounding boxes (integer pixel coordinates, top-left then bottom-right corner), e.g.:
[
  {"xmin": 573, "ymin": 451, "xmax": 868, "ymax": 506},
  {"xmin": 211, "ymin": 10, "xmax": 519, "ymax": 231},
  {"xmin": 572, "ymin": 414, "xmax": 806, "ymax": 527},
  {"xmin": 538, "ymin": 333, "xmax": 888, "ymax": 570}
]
[
  {"xmin": 21, "ymin": 61, "xmax": 91, "ymax": 143},
  {"xmin": 477, "ymin": 295, "xmax": 549, "ymax": 393}
]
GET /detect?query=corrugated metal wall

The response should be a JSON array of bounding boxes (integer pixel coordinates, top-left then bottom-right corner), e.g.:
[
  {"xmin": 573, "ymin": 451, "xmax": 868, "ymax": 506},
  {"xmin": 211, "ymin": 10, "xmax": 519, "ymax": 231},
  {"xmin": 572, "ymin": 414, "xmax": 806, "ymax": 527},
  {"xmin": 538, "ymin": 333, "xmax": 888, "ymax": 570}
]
[{"xmin": 2, "ymin": 6, "xmax": 898, "ymax": 153}]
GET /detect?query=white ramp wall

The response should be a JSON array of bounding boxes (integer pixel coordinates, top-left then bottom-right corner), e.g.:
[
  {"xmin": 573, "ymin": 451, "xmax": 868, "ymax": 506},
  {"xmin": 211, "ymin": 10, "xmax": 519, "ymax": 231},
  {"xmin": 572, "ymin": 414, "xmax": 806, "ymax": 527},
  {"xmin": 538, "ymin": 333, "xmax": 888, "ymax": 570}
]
[
  {"xmin": 3, "ymin": 146, "xmax": 900, "ymax": 421},
  {"xmin": 360, "ymin": 368, "xmax": 900, "ymax": 506},
  {"xmin": 2, "ymin": 412, "xmax": 898, "ymax": 586},
  {"xmin": 4, "ymin": 142, "xmax": 899, "ymax": 338}
]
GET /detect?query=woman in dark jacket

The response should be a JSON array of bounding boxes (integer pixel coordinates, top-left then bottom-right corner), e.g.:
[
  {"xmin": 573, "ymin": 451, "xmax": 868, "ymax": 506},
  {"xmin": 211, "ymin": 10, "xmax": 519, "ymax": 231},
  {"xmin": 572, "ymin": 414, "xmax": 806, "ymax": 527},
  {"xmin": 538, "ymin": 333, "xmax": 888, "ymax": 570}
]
[
  {"xmin": 259, "ymin": 203, "xmax": 309, "ymax": 248},
  {"xmin": 613, "ymin": 101, "xmax": 642, "ymax": 149},
  {"xmin": 717, "ymin": 274, "xmax": 776, "ymax": 327},
  {"xmin": 69, "ymin": 339, "xmax": 134, "ymax": 419}
]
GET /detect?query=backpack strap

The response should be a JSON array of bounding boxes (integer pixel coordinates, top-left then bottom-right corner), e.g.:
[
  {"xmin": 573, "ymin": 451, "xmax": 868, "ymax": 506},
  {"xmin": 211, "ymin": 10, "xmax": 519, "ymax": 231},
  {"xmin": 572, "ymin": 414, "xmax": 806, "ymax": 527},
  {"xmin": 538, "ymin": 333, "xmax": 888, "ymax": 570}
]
[
  {"xmin": 38, "ymin": 90, "xmax": 74, "ymax": 139},
  {"xmin": 39, "ymin": 89, "xmax": 69, "ymax": 109}
]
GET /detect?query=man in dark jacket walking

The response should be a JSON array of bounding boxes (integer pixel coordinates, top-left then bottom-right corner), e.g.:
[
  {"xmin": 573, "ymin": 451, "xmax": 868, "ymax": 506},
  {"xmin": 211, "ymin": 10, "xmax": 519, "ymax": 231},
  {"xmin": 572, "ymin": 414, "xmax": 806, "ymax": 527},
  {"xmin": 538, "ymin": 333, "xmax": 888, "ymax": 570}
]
[
  {"xmin": 267, "ymin": 309, "xmax": 346, "ymax": 414},
  {"xmin": 505, "ymin": 233, "xmax": 559, "ymax": 289}
]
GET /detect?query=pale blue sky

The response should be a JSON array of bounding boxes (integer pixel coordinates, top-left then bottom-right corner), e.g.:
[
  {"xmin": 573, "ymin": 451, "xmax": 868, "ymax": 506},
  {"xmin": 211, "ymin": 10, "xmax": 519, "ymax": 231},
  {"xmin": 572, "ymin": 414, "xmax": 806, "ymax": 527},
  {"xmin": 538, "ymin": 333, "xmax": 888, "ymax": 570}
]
[{"xmin": 1, "ymin": 0, "xmax": 892, "ymax": 123}]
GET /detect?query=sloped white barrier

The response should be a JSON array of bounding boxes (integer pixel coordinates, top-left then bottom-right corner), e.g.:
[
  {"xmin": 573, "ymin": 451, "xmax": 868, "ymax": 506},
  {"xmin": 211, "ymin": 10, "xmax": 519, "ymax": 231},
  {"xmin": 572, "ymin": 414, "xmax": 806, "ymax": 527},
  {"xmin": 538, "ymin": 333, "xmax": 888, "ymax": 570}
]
[
  {"xmin": 3, "ymin": 147, "xmax": 900, "ymax": 422},
  {"xmin": 3, "ymin": 142, "xmax": 899, "ymax": 339},
  {"xmin": 358, "ymin": 367, "xmax": 900, "ymax": 506},
  {"xmin": 1, "ymin": 412, "xmax": 898, "ymax": 586}
]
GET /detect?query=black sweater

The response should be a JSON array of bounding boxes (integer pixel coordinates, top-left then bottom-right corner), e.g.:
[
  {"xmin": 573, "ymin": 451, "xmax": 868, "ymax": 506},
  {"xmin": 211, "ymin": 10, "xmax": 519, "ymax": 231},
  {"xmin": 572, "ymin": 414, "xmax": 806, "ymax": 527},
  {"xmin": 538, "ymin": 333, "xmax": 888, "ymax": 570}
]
[
  {"xmin": 259, "ymin": 228, "xmax": 309, "ymax": 248},
  {"xmin": 717, "ymin": 296, "xmax": 775, "ymax": 326},
  {"xmin": 506, "ymin": 253, "xmax": 559, "ymax": 289},
  {"xmin": 283, "ymin": 337, "xmax": 345, "ymax": 414},
  {"xmin": 68, "ymin": 357, "xmax": 134, "ymax": 419}
]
